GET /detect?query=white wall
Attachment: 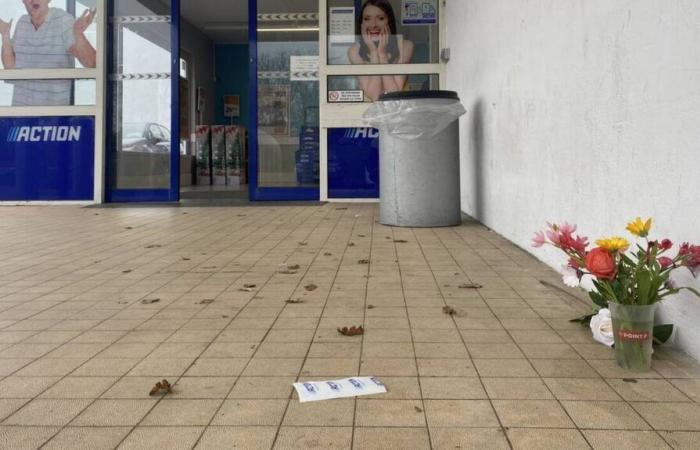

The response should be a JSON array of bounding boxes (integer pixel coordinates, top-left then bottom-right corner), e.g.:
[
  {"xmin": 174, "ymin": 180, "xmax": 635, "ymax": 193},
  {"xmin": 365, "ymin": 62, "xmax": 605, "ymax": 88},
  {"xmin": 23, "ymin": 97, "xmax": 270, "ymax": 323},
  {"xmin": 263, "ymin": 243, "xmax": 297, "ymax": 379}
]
[
  {"xmin": 181, "ymin": 18, "xmax": 216, "ymax": 125},
  {"xmin": 447, "ymin": 0, "xmax": 700, "ymax": 360}
]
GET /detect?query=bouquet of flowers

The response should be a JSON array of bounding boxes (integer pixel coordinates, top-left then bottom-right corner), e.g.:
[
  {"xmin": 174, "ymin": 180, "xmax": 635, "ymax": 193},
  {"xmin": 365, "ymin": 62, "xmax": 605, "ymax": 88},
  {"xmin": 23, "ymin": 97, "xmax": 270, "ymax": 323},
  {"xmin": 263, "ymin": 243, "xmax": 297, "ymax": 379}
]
[{"xmin": 533, "ymin": 218, "xmax": 700, "ymax": 371}]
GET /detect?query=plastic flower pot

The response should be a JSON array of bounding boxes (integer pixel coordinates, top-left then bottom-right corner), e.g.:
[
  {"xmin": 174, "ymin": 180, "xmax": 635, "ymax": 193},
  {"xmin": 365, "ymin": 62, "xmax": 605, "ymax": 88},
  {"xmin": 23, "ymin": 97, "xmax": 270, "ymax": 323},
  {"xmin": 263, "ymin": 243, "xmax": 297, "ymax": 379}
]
[{"xmin": 609, "ymin": 302, "xmax": 657, "ymax": 372}]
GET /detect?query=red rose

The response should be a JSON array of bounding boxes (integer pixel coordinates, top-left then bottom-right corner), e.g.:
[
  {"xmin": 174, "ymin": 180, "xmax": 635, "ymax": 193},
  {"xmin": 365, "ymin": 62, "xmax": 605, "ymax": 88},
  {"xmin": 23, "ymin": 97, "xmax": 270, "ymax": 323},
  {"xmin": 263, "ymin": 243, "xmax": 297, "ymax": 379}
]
[
  {"xmin": 585, "ymin": 247, "xmax": 617, "ymax": 280},
  {"xmin": 659, "ymin": 239, "xmax": 673, "ymax": 251}
]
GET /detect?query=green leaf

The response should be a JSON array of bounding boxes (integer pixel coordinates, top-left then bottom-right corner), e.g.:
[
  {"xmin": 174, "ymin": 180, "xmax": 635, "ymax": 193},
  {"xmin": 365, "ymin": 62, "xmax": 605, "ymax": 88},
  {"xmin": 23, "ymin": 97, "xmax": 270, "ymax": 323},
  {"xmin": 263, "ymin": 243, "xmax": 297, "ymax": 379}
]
[
  {"xmin": 570, "ymin": 313, "xmax": 595, "ymax": 325},
  {"xmin": 588, "ymin": 290, "xmax": 608, "ymax": 309},
  {"xmin": 653, "ymin": 324, "xmax": 674, "ymax": 345},
  {"xmin": 636, "ymin": 269, "xmax": 652, "ymax": 305}
]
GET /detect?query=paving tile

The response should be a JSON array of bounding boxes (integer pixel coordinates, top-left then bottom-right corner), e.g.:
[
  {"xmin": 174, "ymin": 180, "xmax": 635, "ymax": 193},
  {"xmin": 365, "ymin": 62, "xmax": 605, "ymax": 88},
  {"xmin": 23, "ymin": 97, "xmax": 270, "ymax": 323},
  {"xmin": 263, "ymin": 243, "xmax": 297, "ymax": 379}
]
[
  {"xmin": 212, "ymin": 399, "xmax": 288, "ymax": 426},
  {"xmin": 670, "ymin": 379, "xmax": 700, "ymax": 402},
  {"xmin": 361, "ymin": 358, "xmax": 418, "ymax": 376},
  {"xmin": 274, "ymin": 426, "xmax": 352, "ymax": 450},
  {"xmin": 170, "ymin": 377, "xmax": 237, "ymax": 399},
  {"xmin": 283, "ymin": 398, "xmax": 355, "ymax": 426},
  {"xmin": 657, "ymin": 431, "xmax": 700, "ymax": 449},
  {"xmin": 39, "ymin": 377, "xmax": 118, "ymax": 399},
  {"xmin": 118, "ymin": 426, "xmax": 203, "ymax": 450},
  {"xmin": 424, "ymin": 400, "xmax": 499, "ymax": 427},
  {"xmin": 72, "ymin": 358, "xmax": 141, "ymax": 376},
  {"xmin": 43, "ymin": 427, "xmax": 132, "ymax": 450},
  {"xmin": 353, "ymin": 427, "xmax": 430, "ymax": 450},
  {"xmin": 141, "ymin": 399, "xmax": 221, "ymax": 426},
  {"xmin": 530, "ymin": 359, "xmax": 599, "ymax": 378},
  {"xmin": 607, "ymin": 379, "xmax": 692, "ymax": 402},
  {"xmin": 0, "ymin": 399, "xmax": 29, "ymax": 422},
  {"xmin": 583, "ymin": 430, "xmax": 671, "ymax": 450},
  {"xmin": 355, "ymin": 399, "xmax": 426, "ymax": 427},
  {"xmin": 3, "ymin": 399, "xmax": 91, "ymax": 426},
  {"xmin": 184, "ymin": 358, "xmax": 249, "ymax": 377},
  {"xmin": 301, "ymin": 358, "xmax": 359, "ymax": 377},
  {"xmin": 421, "ymin": 377, "xmax": 487, "ymax": 399},
  {"xmin": 474, "ymin": 359, "xmax": 537, "ymax": 377},
  {"xmin": 507, "ymin": 429, "xmax": 589, "ymax": 450},
  {"xmin": 0, "ymin": 426, "xmax": 59, "ymax": 450},
  {"xmin": 195, "ymin": 426, "xmax": 277, "ymax": 449},
  {"xmin": 543, "ymin": 377, "xmax": 622, "ymax": 401},
  {"xmin": 631, "ymin": 402, "xmax": 700, "ymax": 431},
  {"xmin": 242, "ymin": 358, "xmax": 303, "ymax": 376},
  {"xmin": 430, "ymin": 428, "xmax": 509, "ymax": 449},
  {"xmin": 0, "ymin": 376, "xmax": 60, "ymax": 398},
  {"xmin": 493, "ymin": 399, "xmax": 574, "ymax": 428},
  {"xmin": 562, "ymin": 401, "xmax": 650, "ymax": 430},
  {"xmin": 482, "ymin": 377, "xmax": 553, "ymax": 400},
  {"xmin": 72, "ymin": 399, "xmax": 157, "ymax": 426},
  {"xmin": 228, "ymin": 376, "xmax": 295, "ymax": 399}
]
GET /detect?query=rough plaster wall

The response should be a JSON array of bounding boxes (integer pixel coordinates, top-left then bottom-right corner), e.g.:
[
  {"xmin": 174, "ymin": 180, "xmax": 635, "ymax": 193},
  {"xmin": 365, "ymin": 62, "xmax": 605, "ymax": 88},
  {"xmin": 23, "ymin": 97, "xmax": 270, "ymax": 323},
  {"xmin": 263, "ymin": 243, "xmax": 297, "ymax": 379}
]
[{"xmin": 447, "ymin": 0, "xmax": 700, "ymax": 359}]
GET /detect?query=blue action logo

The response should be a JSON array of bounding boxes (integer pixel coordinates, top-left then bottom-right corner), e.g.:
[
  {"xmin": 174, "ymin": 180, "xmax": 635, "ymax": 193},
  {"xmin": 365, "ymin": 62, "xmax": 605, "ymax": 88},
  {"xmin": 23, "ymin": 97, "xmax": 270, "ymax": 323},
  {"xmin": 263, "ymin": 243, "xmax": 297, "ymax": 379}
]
[
  {"xmin": 342, "ymin": 128, "xmax": 379, "ymax": 139},
  {"xmin": 6, "ymin": 125, "xmax": 82, "ymax": 143}
]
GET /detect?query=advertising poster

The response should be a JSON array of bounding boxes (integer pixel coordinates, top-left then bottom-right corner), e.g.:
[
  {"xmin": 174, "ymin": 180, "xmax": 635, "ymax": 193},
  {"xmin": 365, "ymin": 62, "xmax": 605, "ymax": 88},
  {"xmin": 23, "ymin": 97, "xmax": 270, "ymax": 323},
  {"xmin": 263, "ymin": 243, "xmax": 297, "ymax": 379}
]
[
  {"xmin": 225, "ymin": 125, "xmax": 245, "ymax": 187},
  {"xmin": 223, "ymin": 95, "xmax": 240, "ymax": 118},
  {"xmin": 329, "ymin": 7, "xmax": 355, "ymax": 44},
  {"xmin": 290, "ymin": 56, "xmax": 319, "ymax": 81},
  {"xmin": 401, "ymin": 0, "xmax": 438, "ymax": 25},
  {"xmin": 258, "ymin": 85, "xmax": 290, "ymax": 135},
  {"xmin": 195, "ymin": 125, "xmax": 211, "ymax": 185}
]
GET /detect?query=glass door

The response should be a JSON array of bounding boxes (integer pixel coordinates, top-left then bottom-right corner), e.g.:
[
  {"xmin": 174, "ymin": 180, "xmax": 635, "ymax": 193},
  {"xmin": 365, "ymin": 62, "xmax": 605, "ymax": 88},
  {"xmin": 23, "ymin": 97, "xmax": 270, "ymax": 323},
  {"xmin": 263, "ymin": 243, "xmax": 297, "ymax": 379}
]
[
  {"xmin": 106, "ymin": 0, "xmax": 179, "ymax": 202},
  {"xmin": 250, "ymin": 0, "xmax": 320, "ymax": 201}
]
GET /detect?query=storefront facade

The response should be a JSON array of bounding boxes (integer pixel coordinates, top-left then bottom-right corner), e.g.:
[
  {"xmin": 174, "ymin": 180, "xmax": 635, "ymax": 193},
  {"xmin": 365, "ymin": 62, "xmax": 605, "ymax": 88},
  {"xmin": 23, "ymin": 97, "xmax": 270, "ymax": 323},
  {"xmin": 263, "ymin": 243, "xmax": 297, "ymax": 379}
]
[{"xmin": 0, "ymin": 0, "xmax": 446, "ymax": 204}]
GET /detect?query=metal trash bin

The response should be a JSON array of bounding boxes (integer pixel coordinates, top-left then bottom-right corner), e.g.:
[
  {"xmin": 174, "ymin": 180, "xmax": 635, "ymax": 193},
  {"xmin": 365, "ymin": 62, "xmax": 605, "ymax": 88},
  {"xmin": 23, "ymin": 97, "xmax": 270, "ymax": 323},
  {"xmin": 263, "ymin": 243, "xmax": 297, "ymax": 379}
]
[{"xmin": 363, "ymin": 90, "xmax": 466, "ymax": 227}]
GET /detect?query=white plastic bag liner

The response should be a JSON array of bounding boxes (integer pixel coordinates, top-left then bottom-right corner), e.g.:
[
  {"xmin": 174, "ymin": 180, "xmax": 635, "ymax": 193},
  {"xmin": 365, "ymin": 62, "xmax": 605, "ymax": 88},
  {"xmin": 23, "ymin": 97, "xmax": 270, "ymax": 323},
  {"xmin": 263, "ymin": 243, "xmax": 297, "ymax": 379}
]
[
  {"xmin": 293, "ymin": 377, "xmax": 387, "ymax": 402},
  {"xmin": 363, "ymin": 92, "xmax": 466, "ymax": 140}
]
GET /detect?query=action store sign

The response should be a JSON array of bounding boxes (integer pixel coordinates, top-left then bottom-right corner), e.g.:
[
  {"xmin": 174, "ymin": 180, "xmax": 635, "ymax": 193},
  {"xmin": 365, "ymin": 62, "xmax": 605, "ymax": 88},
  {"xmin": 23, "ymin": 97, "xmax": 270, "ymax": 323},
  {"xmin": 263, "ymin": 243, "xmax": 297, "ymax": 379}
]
[
  {"xmin": 0, "ymin": 116, "xmax": 94, "ymax": 201},
  {"xmin": 402, "ymin": 0, "xmax": 438, "ymax": 25}
]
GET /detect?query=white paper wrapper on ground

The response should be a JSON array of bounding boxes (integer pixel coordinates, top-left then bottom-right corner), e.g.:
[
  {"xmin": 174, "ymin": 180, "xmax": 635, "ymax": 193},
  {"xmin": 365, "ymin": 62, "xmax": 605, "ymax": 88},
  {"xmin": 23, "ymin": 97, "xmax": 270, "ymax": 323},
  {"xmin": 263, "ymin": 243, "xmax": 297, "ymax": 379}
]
[
  {"xmin": 293, "ymin": 377, "xmax": 387, "ymax": 402},
  {"xmin": 590, "ymin": 308, "xmax": 615, "ymax": 347}
]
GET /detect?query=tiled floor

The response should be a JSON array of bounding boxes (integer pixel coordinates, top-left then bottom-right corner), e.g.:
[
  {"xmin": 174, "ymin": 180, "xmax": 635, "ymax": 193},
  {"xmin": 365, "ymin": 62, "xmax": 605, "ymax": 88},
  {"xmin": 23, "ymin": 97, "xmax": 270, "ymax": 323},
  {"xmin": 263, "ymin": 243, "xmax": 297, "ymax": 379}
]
[{"xmin": 0, "ymin": 204, "xmax": 699, "ymax": 449}]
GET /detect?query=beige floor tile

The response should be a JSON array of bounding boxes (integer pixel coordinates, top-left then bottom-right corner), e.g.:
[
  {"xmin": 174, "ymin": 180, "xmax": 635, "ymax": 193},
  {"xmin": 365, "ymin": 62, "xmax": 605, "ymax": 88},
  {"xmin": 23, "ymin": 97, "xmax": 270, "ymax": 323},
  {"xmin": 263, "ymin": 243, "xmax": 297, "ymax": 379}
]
[
  {"xmin": 544, "ymin": 377, "xmax": 622, "ymax": 401},
  {"xmin": 43, "ymin": 426, "xmax": 132, "ymax": 450},
  {"xmin": 608, "ymin": 379, "xmax": 692, "ymax": 402},
  {"xmin": 72, "ymin": 399, "xmax": 157, "ymax": 426},
  {"xmin": 482, "ymin": 377, "xmax": 553, "ymax": 400},
  {"xmin": 562, "ymin": 401, "xmax": 650, "ymax": 430},
  {"xmin": 657, "ymin": 431, "xmax": 700, "ymax": 449},
  {"xmin": 509, "ymin": 329, "xmax": 565, "ymax": 344},
  {"xmin": 200, "ymin": 343, "xmax": 258, "ymax": 359},
  {"xmin": 507, "ymin": 428, "xmax": 589, "ymax": 450},
  {"xmin": 39, "ymin": 377, "xmax": 118, "ymax": 399},
  {"xmin": 301, "ymin": 358, "xmax": 359, "ymax": 377},
  {"xmin": 361, "ymin": 358, "xmax": 418, "ymax": 376},
  {"xmin": 72, "ymin": 358, "xmax": 141, "ymax": 376},
  {"xmin": 430, "ymin": 428, "xmax": 509, "ymax": 449},
  {"xmin": 13, "ymin": 358, "xmax": 86, "ymax": 377},
  {"xmin": 255, "ymin": 342, "xmax": 310, "ymax": 358},
  {"xmin": 518, "ymin": 343, "xmax": 581, "ymax": 359},
  {"xmin": 212, "ymin": 399, "xmax": 288, "ymax": 426},
  {"xmin": 0, "ymin": 426, "xmax": 59, "ymax": 450},
  {"xmin": 356, "ymin": 399, "xmax": 426, "ymax": 427},
  {"xmin": 416, "ymin": 358, "xmax": 476, "ymax": 377},
  {"xmin": 531, "ymin": 359, "xmax": 600, "ymax": 378},
  {"xmin": 117, "ymin": 426, "xmax": 203, "ymax": 450},
  {"xmin": 493, "ymin": 399, "xmax": 573, "ymax": 428},
  {"xmin": 0, "ymin": 399, "xmax": 29, "ymax": 421},
  {"xmin": 242, "ymin": 358, "xmax": 304, "ymax": 376},
  {"xmin": 474, "ymin": 359, "xmax": 537, "ymax": 377},
  {"xmin": 228, "ymin": 376, "xmax": 295, "ymax": 399},
  {"xmin": 414, "ymin": 343, "xmax": 469, "ymax": 359},
  {"xmin": 424, "ymin": 400, "xmax": 499, "ymax": 427},
  {"xmin": 583, "ymin": 430, "xmax": 671, "ymax": 450},
  {"xmin": 274, "ymin": 426, "xmax": 352, "ymax": 450},
  {"xmin": 459, "ymin": 329, "xmax": 514, "ymax": 344},
  {"xmin": 127, "ymin": 358, "xmax": 195, "ymax": 377},
  {"xmin": 195, "ymin": 426, "xmax": 277, "ymax": 449},
  {"xmin": 0, "ymin": 358, "xmax": 33, "ymax": 376},
  {"xmin": 670, "ymin": 379, "xmax": 700, "ymax": 402},
  {"xmin": 170, "ymin": 377, "xmax": 237, "ymax": 399},
  {"xmin": 631, "ymin": 402, "xmax": 700, "ymax": 431},
  {"xmin": 588, "ymin": 359, "xmax": 662, "ymax": 379},
  {"xmin": 410, "ymin": 328, "xmax": 461, "ymax": 343},
  {"xmin": 0, "ymin": 376, "xmax": 60, "ymax": 398},
  {"xmin": 141, "ymin": 399, "xmax": 221, "ymax": 426},
  {"xmin": 421, "ymin": 377, "xmax": 487, "ymax": 399},
  {"xmin": 467, "ymin": 343, "xmax": 525, "ymax": 359},
  {"xmin": 184, "ymin": 358, "xmax": 249, "ymax": 377},
  {"xmin": 353, "ymin": 427, "xmax": 430, "ymax": 450},
  {"xmin": 101, "ymin": 377, "xmax": 167, "ymax": 399},
  {"xmin": 3, "ymin": 398, "xmax": 91, "ymax": 426},
  {"xmin": 283, "ymin": 398, "xmax": 355, "ymax": 426}
]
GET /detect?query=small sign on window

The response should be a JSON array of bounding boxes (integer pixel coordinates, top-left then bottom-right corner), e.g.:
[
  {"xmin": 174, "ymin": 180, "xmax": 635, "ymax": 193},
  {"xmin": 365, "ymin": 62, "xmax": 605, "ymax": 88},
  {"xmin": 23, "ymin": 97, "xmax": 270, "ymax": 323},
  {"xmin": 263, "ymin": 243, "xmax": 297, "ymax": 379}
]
[{"xmin": 328, "ymin": 90, "xmax": 364, "ymax": 103}]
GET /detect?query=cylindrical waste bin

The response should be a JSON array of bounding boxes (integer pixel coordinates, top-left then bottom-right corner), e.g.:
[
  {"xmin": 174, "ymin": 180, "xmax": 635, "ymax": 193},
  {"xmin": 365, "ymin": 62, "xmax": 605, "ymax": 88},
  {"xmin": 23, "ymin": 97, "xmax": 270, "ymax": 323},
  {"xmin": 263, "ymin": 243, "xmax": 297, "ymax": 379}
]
[{"xmin": 364, "ymin": 90, "xmax": 466, "ymax": 227}]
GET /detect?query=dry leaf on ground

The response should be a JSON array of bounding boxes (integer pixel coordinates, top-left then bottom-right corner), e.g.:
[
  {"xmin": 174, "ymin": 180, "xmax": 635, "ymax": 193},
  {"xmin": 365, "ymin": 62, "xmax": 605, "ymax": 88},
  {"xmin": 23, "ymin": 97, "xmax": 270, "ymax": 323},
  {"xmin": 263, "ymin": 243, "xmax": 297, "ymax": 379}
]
[
  {"xmin": 181, "ymin": 257, "xmax": 191, "ymax": 261},
  {"xmin": 337, "ymin": 326, "xmax": 364, "ymax": 336},
  {"xmin": 367, "ymin": 304, "xmax": 375, "ymax": 309},
  {"xmin": 287, "ymin": 264, "xmax": 300, "ymax": 270},
  {"xmin": 458, "ymin": 283, "xmax": 483, "ymax": 289},
  {"xmin": 238, "ymin": 288, "xmax": 254, "ymax": 292},
  {"xmin": 442, "ymin": 306, "xmax": 457, "ymax": 316},
  {"xmin": 304, "ymin": 284, "xmax": 318, "ymax": 292},
  {"xmin": 243, "ymin": 283, "xmax": 257, "ymax": 288},
  {"xmin": 298, "ymin": 241, "xmax": 308, "ymax": 246},
  {"xmin": 122, "ymin": 269, "xmax": 132, "ymax": 274},
  {"xmin": 140, "ymin": 298, "xmax": 160, "ymax": 304},
  {"xmin": 198, "ymin": 299, "xmax": 214, "ymax": 305},
  {"xmin": 285, "ymin": 299, "xmax": 304, "ymax": 304},
  {"xmin": 145, "ymin": 244, "xmax": 162, "ymax": 249},
  {"xmin": 348, "ymin": 242, "xmax": 355, "ymax": 247},
  {"xmin": 149, "ymin": 379, "xmax": 172, "ymax": 396},
  {"xmin": 323, "ymin": 252, "xmax": 333, "ymax": 256},
  {"xmin": 358, "ymin": 259, "xmax": 370, "ymax": 264},
  {"xmin": 394, "ymin": 239, "xmax": 408, "ymax": 243}
]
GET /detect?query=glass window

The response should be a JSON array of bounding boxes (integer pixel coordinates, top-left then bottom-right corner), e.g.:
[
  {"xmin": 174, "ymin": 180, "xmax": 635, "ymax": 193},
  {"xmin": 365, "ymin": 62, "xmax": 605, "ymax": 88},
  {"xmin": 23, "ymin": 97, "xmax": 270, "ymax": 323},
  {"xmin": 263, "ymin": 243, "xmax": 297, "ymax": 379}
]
[
  {"xmin": 327, "ymin": 0, "xmax": 439, "ymax": 65},
  {"xmin": 0, "ymin": 78, "xmax": 95, "ymax": 106},
  {"xmin": 0, "ymin": 0, "xmax": 98, "ymax": 70},
  {"xmin": 328, "ymin": 73, "xmax": 438, "ymax": 102}
]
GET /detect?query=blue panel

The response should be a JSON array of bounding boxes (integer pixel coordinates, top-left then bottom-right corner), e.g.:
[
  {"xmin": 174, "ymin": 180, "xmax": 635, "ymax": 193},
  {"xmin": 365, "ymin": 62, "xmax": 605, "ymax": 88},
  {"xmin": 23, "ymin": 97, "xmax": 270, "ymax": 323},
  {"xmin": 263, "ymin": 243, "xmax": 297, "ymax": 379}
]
[
  {"xmin": 328, "ymin": 127, "xmax": 379, "ymax": 199},
  {"xmin": 0, "ymin": 116, "xmax": 94, "ymax": 201}
]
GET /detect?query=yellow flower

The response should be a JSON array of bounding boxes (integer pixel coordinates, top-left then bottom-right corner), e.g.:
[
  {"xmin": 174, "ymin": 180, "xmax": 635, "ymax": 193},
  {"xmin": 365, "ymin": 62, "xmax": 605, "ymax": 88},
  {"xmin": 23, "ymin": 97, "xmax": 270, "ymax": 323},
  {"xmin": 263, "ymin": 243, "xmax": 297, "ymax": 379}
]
[
  {"xmin": 595, "ymin": 236, "xmax": 630, "ymax": 252},
  {"xmin": 626, "ymin": 217, "xmax": 652, "ymax": 237}
]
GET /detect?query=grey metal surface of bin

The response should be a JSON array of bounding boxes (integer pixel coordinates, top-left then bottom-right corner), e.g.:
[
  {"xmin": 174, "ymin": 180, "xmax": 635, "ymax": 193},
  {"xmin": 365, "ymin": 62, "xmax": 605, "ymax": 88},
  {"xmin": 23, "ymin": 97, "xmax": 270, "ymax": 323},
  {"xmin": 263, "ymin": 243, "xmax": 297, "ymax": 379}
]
[{"xmin": 375, "ymin": 91, "xmax": 463, "ymax": 227}]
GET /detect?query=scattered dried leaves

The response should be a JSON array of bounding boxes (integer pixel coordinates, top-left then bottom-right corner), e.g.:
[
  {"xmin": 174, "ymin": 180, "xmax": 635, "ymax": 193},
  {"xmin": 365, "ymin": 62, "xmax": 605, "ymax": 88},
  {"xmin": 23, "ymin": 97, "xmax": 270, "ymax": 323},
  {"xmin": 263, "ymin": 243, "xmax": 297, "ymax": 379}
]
[
  {"xmin": 337, "ymin": 325, "xmax": 364, "ymax": 336},
  {"xmin": 125, "ymin": 226, "xmax": 133, "ymax": 230},
  {"xmin": 623, "ymin": 378, "xmax": 638, "ymax": 383},
  {"xmin": 285, "ymin": 299, "xmax": 304, "ymax": 304},
  {"xmin": 140, "ymin": 298, "xmax": 160, "ymax": 304},
  {"xmin": 414, "ymin": 406, "xmax": 423, "ymax": 413},
  {"xmin": 298, "ymin": 241, "xmax": 308, "ymax": 246},
  {"xmin": 243, "ymin": 283, "xmax": 257, "ymax": 289},
  {"xmin": 442, "ymin": 306, "xmax": 457, "ymax": 316},
  {"xmin": 149, "ymin": 379, "xmax": 172, "ymax": 396},
  {"xmin": 358, "ymin": 259, "xmax": 370, "ymax": 264},
  {"xmin": 304, "ymin": 284, "xmax": 318, "ymax": 292},
  {"xmin": 394, "ymin": 239, "xmax": 408, "ymax": 243},
  {"xmin": 145, "ymin": 244, "xmax": 162, "ymax": 249},
  {"xmin": 122, "ymin": 269, "xmax": 132, "ymax": 274},
  {"xmin": 278, "ymin": 264, "xmax": 298, "ymax": 275},
  {"xmin": 181, "ymin": 257, "xmax": 191, "ymax": 261},
  {"xmin": 367, "ymin": 304, "xmax": 375, "ymax": 309},
  {"xmin": 323, "ymin": 252, "xmax": 333, "ymax": 256},
  {"xmin": 348, "ymin": 242, "xmax": 355, "ymax": 247},
  {"xmin": 358, "ymin": 234, "xmax": 366, "ymax": 237},
  {"xmin": 198, "ymin": 299, "xmax": 214, "ymax": 305},
  {"xmin": 287, "ymin": 264, "xmax": 301, "ymax": 270},
  {"xmin": 458, "ymin": 283, "xmax": 483, "ymax": 289}
]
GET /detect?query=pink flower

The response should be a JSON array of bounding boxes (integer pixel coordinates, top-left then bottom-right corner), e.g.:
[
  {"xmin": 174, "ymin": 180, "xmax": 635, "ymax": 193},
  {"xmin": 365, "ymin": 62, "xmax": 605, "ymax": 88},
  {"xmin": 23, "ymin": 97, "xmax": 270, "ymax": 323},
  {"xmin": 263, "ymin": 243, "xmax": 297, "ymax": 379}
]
[
  {"xmin": 679, "ymin": 243, "xmax": 700, "ymax": 276},
  {"xmin": 658, "ymin": 256, "xmax": 673, "ymax": 268},
  {"xmin": 558, "ymin": 222, "xmax": 577, "ymax": 235},
  {"xmin": 546, "ymin": 229, "xmax": 561, "ymax": 246},
  {"xmin": 659, "ymin": 239, "xmax": 673, "ymax": 251},
  {"xmin": 532, "ymin": 231, "xmax": 546, "ymax": 248}
]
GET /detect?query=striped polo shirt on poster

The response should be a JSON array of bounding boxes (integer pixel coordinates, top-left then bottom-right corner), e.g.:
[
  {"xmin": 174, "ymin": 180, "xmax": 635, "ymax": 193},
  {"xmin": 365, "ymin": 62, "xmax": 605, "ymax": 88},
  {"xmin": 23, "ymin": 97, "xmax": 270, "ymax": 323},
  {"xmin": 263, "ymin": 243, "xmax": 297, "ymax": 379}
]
[{"xmin": 9, "ymin": 7, "xmax": 76, "ymax": 106}]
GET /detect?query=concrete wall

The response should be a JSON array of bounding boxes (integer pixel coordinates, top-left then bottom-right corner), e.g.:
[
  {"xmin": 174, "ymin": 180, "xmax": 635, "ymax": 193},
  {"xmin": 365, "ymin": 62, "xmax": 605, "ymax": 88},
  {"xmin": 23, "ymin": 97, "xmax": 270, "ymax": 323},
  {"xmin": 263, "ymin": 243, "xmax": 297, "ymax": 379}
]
[{"xmin": 447, "ymin": 0, "xmax": 700, "ymax": 359}]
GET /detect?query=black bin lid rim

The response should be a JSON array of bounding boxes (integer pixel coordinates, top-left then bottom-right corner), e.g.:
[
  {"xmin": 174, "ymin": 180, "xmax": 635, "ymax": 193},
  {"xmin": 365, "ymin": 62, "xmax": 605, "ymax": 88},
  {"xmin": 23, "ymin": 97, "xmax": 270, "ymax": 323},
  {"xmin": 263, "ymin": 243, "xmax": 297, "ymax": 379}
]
[{"xmin": 377, "ymin": 90, "xmax": 459, "ymax": 101}]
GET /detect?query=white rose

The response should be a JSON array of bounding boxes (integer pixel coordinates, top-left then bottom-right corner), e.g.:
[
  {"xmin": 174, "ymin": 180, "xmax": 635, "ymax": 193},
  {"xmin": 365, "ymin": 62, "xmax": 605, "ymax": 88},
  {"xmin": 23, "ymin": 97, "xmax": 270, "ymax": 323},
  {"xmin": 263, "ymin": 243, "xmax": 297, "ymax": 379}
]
[
  {"xmin": 562, "ymin": 266, "xmax": 580, "ymax": 288},
  {"xmin": 590, "ymin": 308, "xmax": 614, "ymax": 347}
]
